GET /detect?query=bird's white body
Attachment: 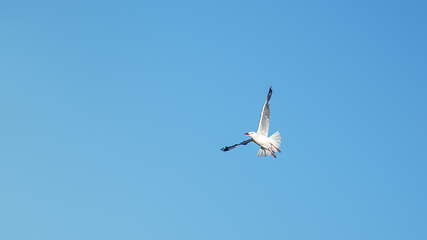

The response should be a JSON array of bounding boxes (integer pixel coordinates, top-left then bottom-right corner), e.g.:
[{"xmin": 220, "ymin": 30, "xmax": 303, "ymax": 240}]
[
  {"xmin": 247, "ymin": 132, "xmax": 269, "ymax": 148},
  {"xmin": 246, "ymin": 131, "xmax": 281, "ymax": 157}
]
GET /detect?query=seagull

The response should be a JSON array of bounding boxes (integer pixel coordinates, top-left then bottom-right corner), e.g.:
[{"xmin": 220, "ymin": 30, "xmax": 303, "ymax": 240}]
[{"xmin": 221, "ymin": 86, "xmax": 282, "ymax": 158}]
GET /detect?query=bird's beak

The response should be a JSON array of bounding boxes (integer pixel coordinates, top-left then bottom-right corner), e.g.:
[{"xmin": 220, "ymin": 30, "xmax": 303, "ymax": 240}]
[{"xmin": 245, "ymin": 133, "xmax": 249, "ymax": 135}]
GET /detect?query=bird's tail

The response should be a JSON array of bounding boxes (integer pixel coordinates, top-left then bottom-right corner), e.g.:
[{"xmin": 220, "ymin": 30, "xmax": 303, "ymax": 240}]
[
  {"xmin": 257, "ymin": 131, "xmax": 282, "ymax": 157},
  {"xmin": 269, "ymin": 131, "xmax": 281, "ymax": 152}
]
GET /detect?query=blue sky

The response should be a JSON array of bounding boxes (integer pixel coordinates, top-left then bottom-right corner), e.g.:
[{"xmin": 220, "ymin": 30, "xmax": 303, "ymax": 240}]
[{"xmin": 1, "ymin": 0, "xmax": 426, "ymax": 239}]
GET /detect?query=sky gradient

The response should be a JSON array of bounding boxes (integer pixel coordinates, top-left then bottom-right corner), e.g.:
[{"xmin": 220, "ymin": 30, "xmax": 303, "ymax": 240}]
[{"xmin": 1, "ymin": 1, "xmax": 426, "ymax": 239}]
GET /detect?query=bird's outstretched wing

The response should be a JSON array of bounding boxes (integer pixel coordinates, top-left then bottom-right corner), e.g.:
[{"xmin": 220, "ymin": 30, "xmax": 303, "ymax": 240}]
[
  {"xmin": 221, "ymin": 139, "xmax": 253, "ymax": 152},
  {"xmin": 257, "ymin": 87, "xmax": 272, "ymax": 136}
]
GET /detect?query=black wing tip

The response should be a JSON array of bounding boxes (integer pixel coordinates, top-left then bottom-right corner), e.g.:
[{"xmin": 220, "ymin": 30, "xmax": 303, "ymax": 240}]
[
  {"xmin": 221, "ymin": 139, "xmax": 252, "ymax": 152},
  {"xmin": 267, "ymin": 86, "xmax": 273, "ymax": 101}
]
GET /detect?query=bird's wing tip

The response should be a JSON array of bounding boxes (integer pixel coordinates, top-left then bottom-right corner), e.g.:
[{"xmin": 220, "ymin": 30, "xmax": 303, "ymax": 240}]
[{"xmin": 266, "ymin": 86, "xmax": 273, "ymax": 101}]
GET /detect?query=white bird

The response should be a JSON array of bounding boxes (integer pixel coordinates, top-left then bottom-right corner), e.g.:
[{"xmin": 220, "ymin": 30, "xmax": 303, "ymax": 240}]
[{"xmin": 221, "ymin": 86, "xmax": 282, "ymax": 158}]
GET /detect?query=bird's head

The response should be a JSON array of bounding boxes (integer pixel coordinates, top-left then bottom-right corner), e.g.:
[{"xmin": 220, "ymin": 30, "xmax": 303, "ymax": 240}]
[{"xmin": 245, "ymin": 132, "xmax": 257, "ymax": 139}]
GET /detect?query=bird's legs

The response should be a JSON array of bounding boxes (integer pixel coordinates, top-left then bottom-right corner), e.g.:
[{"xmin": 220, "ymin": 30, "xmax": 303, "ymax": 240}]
[
  {"xmin": 271, "ymin": 143, "xmax": 281, "ymax": 153},
  {"xmin": 268, "ymin": 148, "xmax": 277, "ymax": 158}
]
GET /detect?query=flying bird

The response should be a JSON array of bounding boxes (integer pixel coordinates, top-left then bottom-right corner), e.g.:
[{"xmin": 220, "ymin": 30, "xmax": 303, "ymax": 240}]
[{"xmin": 221, "ymin": 86, "xmax": 281, "ymax": 157}]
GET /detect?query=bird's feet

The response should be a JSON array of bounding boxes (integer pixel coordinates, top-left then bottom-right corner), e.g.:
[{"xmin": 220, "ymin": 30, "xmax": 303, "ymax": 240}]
[
  {"xmin": 268, "ymin": 148, "xmax": 277, "ymax": 158},
  {"xmin": 271, "ymin": 143, "xmax": 281, "ymax": 153}
]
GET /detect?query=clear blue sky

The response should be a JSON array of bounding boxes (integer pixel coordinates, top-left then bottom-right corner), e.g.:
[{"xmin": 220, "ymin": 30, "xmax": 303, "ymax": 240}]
[{"xmin": 1, "ymin": 1, "xmax": 426, "ymax": 239}]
